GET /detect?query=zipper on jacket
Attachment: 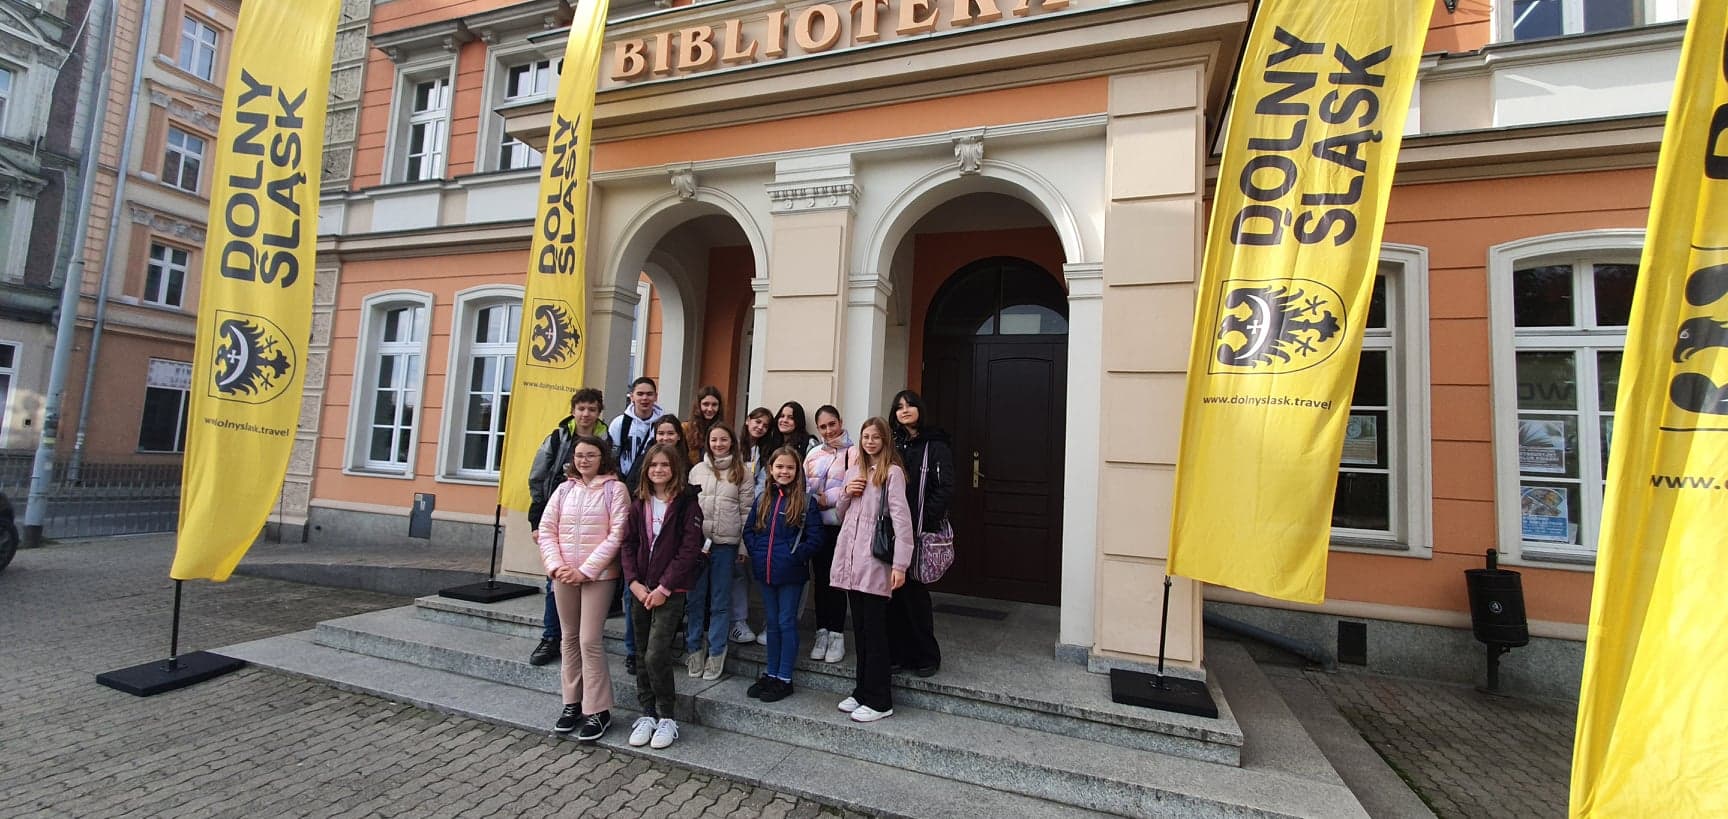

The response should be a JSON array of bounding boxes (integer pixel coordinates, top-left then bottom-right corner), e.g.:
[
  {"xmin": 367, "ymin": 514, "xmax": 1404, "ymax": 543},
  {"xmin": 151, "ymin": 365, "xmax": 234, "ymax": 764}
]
[{"xmin": 767, "ymin": 490, "xmax": 782, "ymax": 584}]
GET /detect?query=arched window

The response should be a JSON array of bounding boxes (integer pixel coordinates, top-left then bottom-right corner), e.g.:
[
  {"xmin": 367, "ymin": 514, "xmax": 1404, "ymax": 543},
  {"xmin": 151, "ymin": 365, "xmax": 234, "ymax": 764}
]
[
  {"xmin": 927, "ymin": 257, "xmax": 1068, "ymax": 337},
  {"xmin": 440, "ymin": 286, "xmax": 523, "ymax": 481},
  {"xmin": 348, "ymin": 291, "xmax": 432, "ymax": 475}
]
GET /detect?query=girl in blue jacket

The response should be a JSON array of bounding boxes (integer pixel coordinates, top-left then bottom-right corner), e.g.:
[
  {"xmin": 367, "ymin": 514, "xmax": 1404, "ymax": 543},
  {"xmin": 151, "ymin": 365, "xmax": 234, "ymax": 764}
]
[{"xmin": 742, "ymin": 446, "xmax": 823, "ymax": 702}]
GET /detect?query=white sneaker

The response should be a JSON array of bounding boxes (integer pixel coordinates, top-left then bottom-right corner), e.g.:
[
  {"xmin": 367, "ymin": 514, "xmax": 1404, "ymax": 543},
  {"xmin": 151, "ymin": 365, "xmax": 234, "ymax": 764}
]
[
  {"xmin": 650, "ymin": 718, "xmax": 680, "ymax": 749},
  {"xmin": 850, "ymin": 705, "xmax": 893, "ymax": 723},
  {"xmin": 810, "ymin": 629, "xmax": 830, "ymax": 661},
  {"xmin": 687, "ymin": 651, "xmax": 705, "ymax": 677},
  {"xmin": 755, "ymin": 630, "xmax": 767, "ymax": 646},
  {"xmin": 837, "ymin": 696, "xmax": 860, "ymax": 713},
  {"xmin": 628, "ymin": 716, "xmax": 657, "ymax": 747},
  {"xmin": 824, "ymin": 632, "xmax": 845, "ymax": 663},
  {"xmin": 729, "ymin": 622, "xmax": 757, "ymax": 644}
]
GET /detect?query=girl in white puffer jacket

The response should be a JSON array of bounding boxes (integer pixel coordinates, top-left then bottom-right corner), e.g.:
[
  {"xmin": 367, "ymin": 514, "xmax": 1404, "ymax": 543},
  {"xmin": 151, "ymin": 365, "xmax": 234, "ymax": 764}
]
[{"xmin": 536, "ymin": 435, "xmax": 630, "ymax": 742}]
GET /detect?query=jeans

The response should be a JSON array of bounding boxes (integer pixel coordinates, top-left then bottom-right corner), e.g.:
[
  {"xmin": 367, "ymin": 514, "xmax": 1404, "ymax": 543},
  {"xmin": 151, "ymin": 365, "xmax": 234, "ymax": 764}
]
[
  {"xmin": 685, "ymin": 544, "xmax": 737, "ymax": 656},
  {"xmin": 620, "ymin": 580, "xmax": 636, "ymax": 659},
  {"xmin": 541, "ymin": 578, "xmax": 560, "ymax": 641},
  {"xmin": 760, "ymin": 582, "xmax": 803, "ymax": 682},
  {"xmin": 631, "ymin": 593, "xmax": 687, "ymax": 719},
  {"xmin": 809, "ymin": 526, "xmax": 847, "ymax": 633},
  {"xmin": 731, "ymin": 564, "xmax": 752, "ymax": 626}
]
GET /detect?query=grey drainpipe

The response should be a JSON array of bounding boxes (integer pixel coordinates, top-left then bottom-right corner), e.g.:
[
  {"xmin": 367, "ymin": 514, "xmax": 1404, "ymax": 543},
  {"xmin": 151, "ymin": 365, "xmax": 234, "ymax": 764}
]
[{"xmin": 68, "ymin": 0, "xmax": 156, "ymax": 483}]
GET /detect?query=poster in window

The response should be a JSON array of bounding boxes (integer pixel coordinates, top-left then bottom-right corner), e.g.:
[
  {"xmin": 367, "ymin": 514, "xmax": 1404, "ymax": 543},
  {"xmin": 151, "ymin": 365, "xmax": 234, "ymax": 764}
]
[
  {"xmin": 1520, "ymin": 486, "xmax": 1572, "ymax": 543},
  {"xmin": 1518, "ymin": 418, "xmax": 1568, "ymax": 474},
  {"xmin": 1342, "ymin": 414, "xmax": 1380, "ymax": 466}
]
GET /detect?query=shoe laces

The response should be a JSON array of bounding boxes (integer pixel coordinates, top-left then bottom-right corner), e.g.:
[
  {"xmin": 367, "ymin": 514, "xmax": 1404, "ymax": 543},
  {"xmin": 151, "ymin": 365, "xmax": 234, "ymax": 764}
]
[{"xmin": 561, "ymin": 704, "xmax": 581, "ymax": 717}]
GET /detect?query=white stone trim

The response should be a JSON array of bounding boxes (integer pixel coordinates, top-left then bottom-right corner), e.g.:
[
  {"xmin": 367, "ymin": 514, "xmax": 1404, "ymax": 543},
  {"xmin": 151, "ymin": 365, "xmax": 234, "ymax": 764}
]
[
  {"xmin": 1486, "ymin": 228, "xmax": 1645, "ymax": 571},
  {"xmin": 1059, "ymin": 261, "xmax": 1104, "ymax": 649}
]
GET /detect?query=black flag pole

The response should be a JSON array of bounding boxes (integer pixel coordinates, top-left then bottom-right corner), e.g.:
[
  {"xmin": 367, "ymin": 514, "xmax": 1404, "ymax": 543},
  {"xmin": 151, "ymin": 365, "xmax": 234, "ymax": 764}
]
[
  {"xmin": 1108, "ymin": 575, "xmax": 1219, "ymax": 718},
  {"xmin": 439, "ymin": 504, "xmax": 536, "ymax": 604},
  {"xmin": 97, "ymin": 579, "xmax": 245, "ymax": 697}
]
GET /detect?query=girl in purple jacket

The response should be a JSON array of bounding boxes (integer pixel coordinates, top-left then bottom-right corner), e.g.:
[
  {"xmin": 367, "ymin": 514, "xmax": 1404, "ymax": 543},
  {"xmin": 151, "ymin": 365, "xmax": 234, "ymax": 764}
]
[
  {"xmin": 620, "ymin": 444, "xmax": 706, "ymax": 750},
  {"xmin": 831, "ymin": 417, "xmax": 914, "ymax": 722}
]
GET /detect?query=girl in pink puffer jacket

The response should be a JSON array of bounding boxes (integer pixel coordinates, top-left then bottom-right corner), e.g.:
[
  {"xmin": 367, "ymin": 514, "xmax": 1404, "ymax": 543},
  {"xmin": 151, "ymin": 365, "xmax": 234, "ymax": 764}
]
[{"xmin": 536, "ymin": 435, "xmax": 630, "ymax": 742}]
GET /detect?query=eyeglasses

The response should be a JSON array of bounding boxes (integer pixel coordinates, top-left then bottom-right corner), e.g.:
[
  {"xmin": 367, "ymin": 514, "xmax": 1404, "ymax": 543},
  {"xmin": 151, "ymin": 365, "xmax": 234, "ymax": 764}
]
[{"xmin": 573, "ymin": 453, "xmax": 600, "ymax": 460}]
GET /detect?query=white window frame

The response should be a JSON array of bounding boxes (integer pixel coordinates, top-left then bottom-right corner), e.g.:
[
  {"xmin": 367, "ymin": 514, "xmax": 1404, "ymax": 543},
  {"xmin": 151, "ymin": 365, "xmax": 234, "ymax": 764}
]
[
  {"xmin": 497, "ymin": 59, "xmax": 552, "ymax": 171},
  {"xmin": 177, "ymin": 14, "xmax": 221, "ymax": 82},
  {"xmin": 477, "ymin": 43, "xmax": 559, "ymax": 174},
  {"xmin": 1330, "ymin": 244, "xmax": 1433, "ymax": 558},
  {"xmin": 162, "ymin": 124, "xmax": 206, "ymax": 193},
  {"xmin": 1496, "ymin": 0, "xmax": 1692, "ymax": 42},
  {"xmin": 144, "ymin": 242, "xmax": 191, "ymax": 308},
  {"xmin": 346, "ymin": 291, "xmax": 434, "ymax": 476},
  {"xmin": 137, "ymin": 358, "xmax": 192, "ymax": 454},
  {"xmin": 438, "ymin": 285, "xmax": 524, "ymax": 483},
  {"xmin": 0, "ymin": 340, "xmax": 17, "ymax": 446},
  {"xmin": 1489, "ymin": 229, "xmax": 1644, "ymax": 568},
  {"xmin": 386, "ymin": 60, "xmax": 456, "ymax": 184},
  {"xmin": 629, "ymin": 278, "xmax": 652, "ymax": 379},
  {"xmin": 0, "ymin": 65, "xmax": 13, "ymax": 134}
]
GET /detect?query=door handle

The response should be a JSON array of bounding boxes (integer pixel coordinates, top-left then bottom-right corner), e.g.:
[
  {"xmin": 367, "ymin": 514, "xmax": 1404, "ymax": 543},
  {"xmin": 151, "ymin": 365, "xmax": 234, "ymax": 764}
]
[{"xmin": 972, "ymin": 450, "xmax": 983, "ymax": 489}]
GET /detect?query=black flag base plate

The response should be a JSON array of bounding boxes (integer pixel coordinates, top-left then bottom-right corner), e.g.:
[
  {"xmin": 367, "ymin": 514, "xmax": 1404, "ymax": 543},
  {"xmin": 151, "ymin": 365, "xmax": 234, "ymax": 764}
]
[
  {"xmin": 439, "ymin": 579, "xmax": 537, "ymax": 604},
  {"xmin": 1109, "ymin": 668, "xmax": 1219, "ymax": 719},
  {"xmin": 96, "ymin": 651, "xmax": 246, "ymax": 697}
]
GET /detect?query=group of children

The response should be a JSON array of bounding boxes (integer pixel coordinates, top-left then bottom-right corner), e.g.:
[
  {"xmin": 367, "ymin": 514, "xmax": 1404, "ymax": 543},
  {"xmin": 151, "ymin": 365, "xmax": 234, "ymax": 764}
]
[{"xmin": 531, "ymin": 378, "xmax": 953, "ymax": 747}]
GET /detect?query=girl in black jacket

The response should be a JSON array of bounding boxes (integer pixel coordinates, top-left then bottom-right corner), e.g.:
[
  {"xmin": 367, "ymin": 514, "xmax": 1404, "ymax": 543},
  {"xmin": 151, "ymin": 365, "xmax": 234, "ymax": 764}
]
[{"xmin": 887, "ymin": 389, "xmax": 950, "ymax": 677}]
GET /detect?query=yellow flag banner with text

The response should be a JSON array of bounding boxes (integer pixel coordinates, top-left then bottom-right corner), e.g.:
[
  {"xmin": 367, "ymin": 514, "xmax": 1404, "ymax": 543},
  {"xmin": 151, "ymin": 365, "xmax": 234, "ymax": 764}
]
[
  {"xmin": 171, "ymin": 0, "xmax": 339, "ymax": 581},
  {"xmin": 498, "ymin": 0, "xmax": 611, "ymax": 512},
  {"xmin": 1571, "ymin": 7, "xmax": 1728, "ymax": 815},
  {"xmin": 1165, "ymin": 0, "xmax": 1427, "ymax": 603}
]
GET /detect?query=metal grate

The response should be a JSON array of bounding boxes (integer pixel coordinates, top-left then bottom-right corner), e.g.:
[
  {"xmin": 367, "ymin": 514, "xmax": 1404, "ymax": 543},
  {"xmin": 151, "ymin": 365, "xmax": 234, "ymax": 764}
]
[{"xmin": 0, "ymin": 452, "xmax": 182, "ymax": 539}]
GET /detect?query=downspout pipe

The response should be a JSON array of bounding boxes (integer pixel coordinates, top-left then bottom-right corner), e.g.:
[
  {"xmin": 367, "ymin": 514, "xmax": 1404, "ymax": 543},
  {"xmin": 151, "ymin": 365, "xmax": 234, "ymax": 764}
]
[
  {"xmin": 68, "ymin": 0, "xmax": 156, "ymax": 483},
  {"xmin": 1203, "ymin": 611, "xmax": 1332, "ymax": 668},
  {"xmin": 22, "ymin": 0, "xmax": 119, "ymax": 548}
]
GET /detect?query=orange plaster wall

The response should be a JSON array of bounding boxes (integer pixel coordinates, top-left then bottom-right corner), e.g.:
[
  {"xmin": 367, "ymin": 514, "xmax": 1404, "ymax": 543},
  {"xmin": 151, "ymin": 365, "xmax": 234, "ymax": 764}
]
[
  {"xmin": 696, "ymin": 245, "xmax": 756, "ymax": 420},
  {"xmin": 1316, "ymin": 166, "xmax": 1657, "ymax": 625},
  {"xmin": 593, "ymin": 78, "xmax": 1108, "ymax": 172},
  {"xmin": 317, "ymin": 249, "xmax": 531, "ymax": 516},
  {"xmin": 1425, "ymin": 0, "xmax": 1492, "ymax": 55},
  {"xmin": 352, "ymin": 50, "xmax": 396, "ymax": 189},
  {"xmin": 904, "ymin": 227, "xmax": 1067, "ymax": 392},
  {"xmin": 372, "ymin": 0, "xmax": 517, "ymax": 35}
]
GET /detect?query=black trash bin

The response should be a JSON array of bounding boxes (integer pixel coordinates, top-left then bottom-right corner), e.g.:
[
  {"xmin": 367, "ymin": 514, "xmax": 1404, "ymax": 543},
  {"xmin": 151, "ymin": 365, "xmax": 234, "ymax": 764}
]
[{"xmin": 1464, "ymin": 549, "xmax": 1527, "ymax": 691}]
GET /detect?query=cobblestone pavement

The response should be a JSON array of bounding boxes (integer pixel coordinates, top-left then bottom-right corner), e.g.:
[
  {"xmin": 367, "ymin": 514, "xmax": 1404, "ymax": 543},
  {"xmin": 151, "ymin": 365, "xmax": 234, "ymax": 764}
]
[
  {"xmin": 0, "ymin": 536, "xmax": 855, "ymax": 818},
  {"xmin": 1306, "ymin": 667, "xmax": 1576, "ymax": 819}
]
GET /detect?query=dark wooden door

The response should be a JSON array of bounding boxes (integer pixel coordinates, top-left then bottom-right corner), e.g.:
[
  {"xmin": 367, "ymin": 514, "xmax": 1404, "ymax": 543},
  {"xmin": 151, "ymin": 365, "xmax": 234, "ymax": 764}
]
[{"xmin": 920, "ymin": 259, "xmax": 1067, "ymax": 605}]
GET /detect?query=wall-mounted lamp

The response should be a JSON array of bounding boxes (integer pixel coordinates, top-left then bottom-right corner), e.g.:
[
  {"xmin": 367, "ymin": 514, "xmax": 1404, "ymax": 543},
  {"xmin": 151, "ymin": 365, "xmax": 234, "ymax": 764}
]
[{"xmin": 1444, "ymin": 0, "xmax": 1459, "ymax": 11}]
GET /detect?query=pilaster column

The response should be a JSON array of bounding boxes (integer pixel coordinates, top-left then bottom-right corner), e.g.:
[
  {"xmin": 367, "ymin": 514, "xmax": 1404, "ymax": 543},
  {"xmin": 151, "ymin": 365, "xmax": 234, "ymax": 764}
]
[
  {"xmin": 1093, "ymin": 65, "xmax": 1209, "ymax": 673},
  {"xmin": 747, "ymin": 276, "xmax": 769, "ymax": 409},
  {"xmin": 761, "ymin": 154, "xmax": 859, "ymax": 407},
  {"xmin": 842, "ymin": 270, "xmax": 892, "ymax": 426},
  {"xmin": 591, "ymin": 278, "xmax": 644, "ymax": 400},
  {"xmin": 1059, "ymin": 262, "xmax": 1103, "ymax": 657}
]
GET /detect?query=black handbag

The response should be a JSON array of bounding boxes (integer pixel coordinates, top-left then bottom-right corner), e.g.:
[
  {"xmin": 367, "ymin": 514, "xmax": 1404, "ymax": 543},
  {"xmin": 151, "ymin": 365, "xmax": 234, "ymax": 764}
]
[{"xmin": 870, "ymin": 482, "xmax": 895, "ymax": 563}]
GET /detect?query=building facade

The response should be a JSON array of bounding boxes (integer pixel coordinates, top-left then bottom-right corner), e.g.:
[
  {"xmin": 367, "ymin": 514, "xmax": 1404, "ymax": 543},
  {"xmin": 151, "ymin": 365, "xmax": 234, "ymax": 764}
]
[
  {"xmin": 302, "ymin": 0, "xmax": 1688, "ymax": 697},
  {"xmin": 0, "ymin": 0, "xmax": 102, "ymax": 452}
]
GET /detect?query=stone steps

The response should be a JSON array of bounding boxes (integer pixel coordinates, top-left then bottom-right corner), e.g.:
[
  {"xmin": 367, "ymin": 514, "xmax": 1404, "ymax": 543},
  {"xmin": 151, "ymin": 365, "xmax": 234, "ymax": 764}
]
[
  {"xmin": 414, "ymin": 592, "xmax": 1245, "ymax": 764},
  {"xmin": 307, "ymin": 604, "xmax": 1365, "ymax": 817}
]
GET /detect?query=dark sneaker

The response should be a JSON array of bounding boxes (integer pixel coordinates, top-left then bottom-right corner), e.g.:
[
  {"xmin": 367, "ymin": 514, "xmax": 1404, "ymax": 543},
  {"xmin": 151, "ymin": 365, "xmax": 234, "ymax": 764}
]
[
  {"xmin": 625, "ymin": 654, "xmax": 638, "ymax": 676},
  {"xmin": 759, "ymin": 678, "xmax": 794, "ymax": 703},
  {"xmin": 576, "ymin": 710, "xmax": 611, "ymax": 743},
  {"xmin": 529, "ymin": 638, "xmax": 560, "ymax": 667},
  {"xmin": 553, "ymin": 703, "xmax": 582, "ymax": 733},
  {"xmin": 747, "ymin": 674, "xmax": 771, "ymax": 699}
]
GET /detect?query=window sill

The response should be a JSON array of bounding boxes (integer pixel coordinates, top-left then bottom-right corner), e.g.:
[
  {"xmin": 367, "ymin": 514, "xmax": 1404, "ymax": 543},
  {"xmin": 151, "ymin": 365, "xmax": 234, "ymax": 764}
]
[
  {"xmin": 436, "ymin": 474, "xmax": 501, "ymax": 487},
  {"xmin": 1329, "ymin": 537, "xmax": 1430, "ymax": 559},
  {"xmin": 1512, "ymin": 546, "xmax": 1597, "ymax": 568},
  {"xmin": 343, "ymin": 466, "xmax": 416, "ymax": 480}
]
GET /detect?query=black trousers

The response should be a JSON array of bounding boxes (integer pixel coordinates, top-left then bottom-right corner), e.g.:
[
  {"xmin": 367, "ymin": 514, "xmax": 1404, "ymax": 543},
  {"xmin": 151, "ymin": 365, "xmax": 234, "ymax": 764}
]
[
  {"xmin": 847, "ymin": 590, "xmax": 893, "ymax": 712},
  {"xmin": 887, "ymin": 577, "xmax": 940, "ymax": 671},
  {"xmin": 809, "ymin": 525, "xmax": 848, "ymax": 633}
]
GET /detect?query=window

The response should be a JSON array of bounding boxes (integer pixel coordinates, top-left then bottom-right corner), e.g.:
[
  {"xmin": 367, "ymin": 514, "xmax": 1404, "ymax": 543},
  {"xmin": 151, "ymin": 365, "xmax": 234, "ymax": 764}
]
[
  {"xmin": 447, "ymin": 297, "xmax": 520, "ymax": 478},
  {"xmin": 405, "ymin": 77, "xmax": 450, "ymax": 181},
  {"xmin": 138, "ymin": 359, "xmax": 192, "ymax": 453},
  {"xmin": 364, "ymin": 303, "xmax": 427, "ymax": 470},
  {"xmin": 497, "ymin": 60, "xmax": 552, "ymax": 171},
  {"xmin": 1331, "ymin": 250, "xmax": 1432, "ymax": 554},
  {"xmin": 0, "ymin": 342, "xmax": 16, "ymax": 439},
  {"xmin": 0, "ymin": 67, "xmax": 12, "ymax": 131},
  {"xmin": 144, "ymin": 243, "xmax": 190, "ymax": 308},
  {"xmin": 178, "ymin": 16, "xmax": 220, "ymax": 82},
  {"xmin": 162, "ymin": 126, "xmax": 205, "ymax": 193},
  {"xmin": 1504, "ymin": 0, "xmax": 1690, "ymax": 41},
  {"xmin": 1490, "ymin": 231, "xmax": 1642, "ymax": 562}
]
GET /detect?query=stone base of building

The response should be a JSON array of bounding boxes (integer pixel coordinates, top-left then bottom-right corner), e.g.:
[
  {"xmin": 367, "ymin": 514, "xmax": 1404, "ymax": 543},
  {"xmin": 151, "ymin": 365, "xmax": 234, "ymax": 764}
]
[{"xmin": 1206, "ymin": 600, "xmax": 1584, "ymax": 702}]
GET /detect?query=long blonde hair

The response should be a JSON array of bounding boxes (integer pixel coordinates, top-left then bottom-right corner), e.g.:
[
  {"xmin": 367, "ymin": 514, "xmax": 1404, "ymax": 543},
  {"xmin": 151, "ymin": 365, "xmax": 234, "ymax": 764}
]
[
  {"xmin": 634, "ymin": 444, "xmax": 687, "ymax": 501},
  {"xmin": 753, "ymin": 446, "xmax": 808, "ymax": 530},
  {"xmin": 857, "ymin": 417, "xmax": 903, "ymax": 488},
  {"xmin": 704, "ymin": 422, "xmax": 745, "ymax": 485}
]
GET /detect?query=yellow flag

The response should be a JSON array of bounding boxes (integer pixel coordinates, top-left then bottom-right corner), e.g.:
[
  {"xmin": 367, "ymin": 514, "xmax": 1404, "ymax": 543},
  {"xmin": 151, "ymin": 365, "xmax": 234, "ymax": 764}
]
[
  {"xmin": 498, "ymin": 0, "xmax": 611, "ymax": 512},
  {"xmin": 1571, "ymin": 8, "xmax": 1728, "ymax": 815},
  {"xmin": 171, "ymin": 0, "xmax": 339, "ymax": 581},
  {"xmin": 1166, "ymin": 0, "xmax": 1428, "ymax": 603}
]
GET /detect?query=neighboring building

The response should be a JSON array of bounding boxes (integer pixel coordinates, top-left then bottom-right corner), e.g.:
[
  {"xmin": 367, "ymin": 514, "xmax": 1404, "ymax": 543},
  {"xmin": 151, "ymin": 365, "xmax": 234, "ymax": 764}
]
[
  {"xmin": 301, "ymin": 0, "xmax": 1688, "ymax": 698},
  {"xmin": 0, "ymin": 0, "xmax": 103, "ymax": 452}
]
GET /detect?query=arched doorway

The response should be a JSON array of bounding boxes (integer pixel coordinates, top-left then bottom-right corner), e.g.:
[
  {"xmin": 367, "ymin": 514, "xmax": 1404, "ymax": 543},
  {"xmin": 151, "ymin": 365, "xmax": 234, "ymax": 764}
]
[{"xmin": 921, "ymin": 257, "xmax": 1068, "ymax": 605}]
